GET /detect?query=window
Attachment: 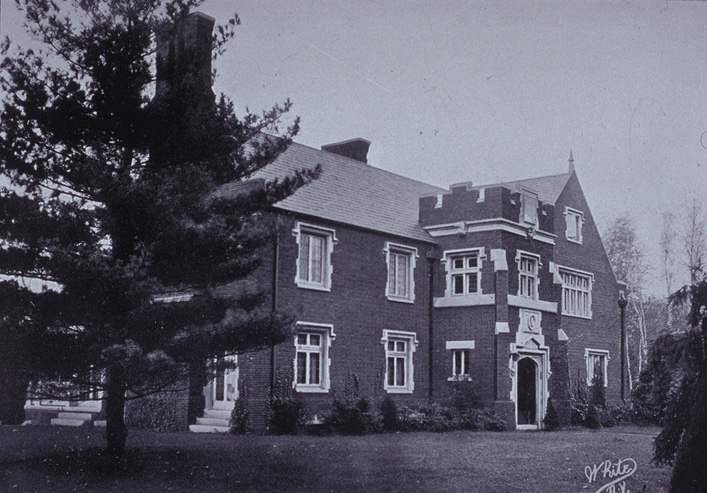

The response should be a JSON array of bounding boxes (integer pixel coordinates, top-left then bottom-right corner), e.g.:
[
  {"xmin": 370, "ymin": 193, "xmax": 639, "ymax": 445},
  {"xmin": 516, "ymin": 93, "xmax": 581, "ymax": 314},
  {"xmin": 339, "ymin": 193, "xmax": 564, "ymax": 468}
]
[
  {"xmin": 518, "ymin": 252, "xmax": 539, "ymax": 299},
  {"xmin": 294, "ymin": 223, "xmax": 336, "ymax": 290},
  {"xmin": 452, "ymin": 350, "xmax": 470, "ymax": 378},
  {"xmin": 521, "ymin": 189, "xmax": 539, "ymax": 225},
  {"xmin": 565, "ymin": 207, "xmax": 584, "ymax": 243},
  {"xmin": 294, "ymin": 324, "xmax": 334, "ymax": 392},
  {"xmin": 381, "ymin": 330, "xmax": 418, "ymax": 393},
  {"xmin": 561, "ymin": 268, "xmax": 593, "ymax": 318},
  {"xmin": 449, "ymin": 252, "xmax": 481, "ymax": 295},
  {"xmin": 385, "ymin": 243, "xmax": 417, "ymax": 302},
  {"xmin": 446, "ymin": 341, "xmax": 475, "ymax": 381},
  {"xmin": 586, "ymin": 349, "xmax": 609, "ymax": 387}
]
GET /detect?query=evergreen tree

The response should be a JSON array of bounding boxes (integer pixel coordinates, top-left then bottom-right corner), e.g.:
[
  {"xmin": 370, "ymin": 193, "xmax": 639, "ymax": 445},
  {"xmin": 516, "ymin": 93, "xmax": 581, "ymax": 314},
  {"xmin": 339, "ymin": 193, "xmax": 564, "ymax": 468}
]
[
  {"xmin": 0, "ymin": 0, "xmax": 318, "ymax": 464},
  {"xmin": 656, "ymin": 281, "xmax": 707, "ymax": 491}
]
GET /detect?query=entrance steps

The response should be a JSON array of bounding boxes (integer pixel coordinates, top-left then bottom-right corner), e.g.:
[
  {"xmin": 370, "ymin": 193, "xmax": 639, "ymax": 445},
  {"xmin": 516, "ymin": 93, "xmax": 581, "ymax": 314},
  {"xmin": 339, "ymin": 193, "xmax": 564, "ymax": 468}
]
[
  {"xmin": 50, "ymin": 411, "xmax": 98, "ymax": 427},
  {"xmin": 189, "ymin": 409, "xmax": 231, "ymax": 433}
]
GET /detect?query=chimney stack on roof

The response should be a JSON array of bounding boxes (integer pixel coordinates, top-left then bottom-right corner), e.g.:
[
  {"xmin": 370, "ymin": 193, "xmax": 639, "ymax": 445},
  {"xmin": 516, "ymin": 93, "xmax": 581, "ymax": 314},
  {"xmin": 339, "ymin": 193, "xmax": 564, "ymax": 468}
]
[
  {"xmin": 155, "ymin": 11, "xmax": 215, "ymax": 99},
  {"xmin": 321, "ymin": 138, "xmax": 371, "ymax": 163}
]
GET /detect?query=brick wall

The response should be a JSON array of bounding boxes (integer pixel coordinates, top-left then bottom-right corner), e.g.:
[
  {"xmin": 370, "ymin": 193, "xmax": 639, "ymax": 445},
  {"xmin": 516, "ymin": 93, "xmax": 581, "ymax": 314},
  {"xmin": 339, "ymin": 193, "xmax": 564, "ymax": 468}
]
[
  {"xmin": 236, "ymin": 213, "xmax": 435, "ymax": 430},
  {"xmin": 554, "ymin": 173, "xmax": 622, "ymax": 404}
]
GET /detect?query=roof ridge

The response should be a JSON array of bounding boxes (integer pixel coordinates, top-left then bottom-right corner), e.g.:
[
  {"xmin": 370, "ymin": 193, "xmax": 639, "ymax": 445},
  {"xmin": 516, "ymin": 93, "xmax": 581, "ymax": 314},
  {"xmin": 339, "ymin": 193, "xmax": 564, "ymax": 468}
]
[
  {"xmin": 291, "ymin": 141, "xmax": 446, "ymax": 192},
  {"xmin": 476, "ymin": 171, "xmax": 571, "ymax": 188}
]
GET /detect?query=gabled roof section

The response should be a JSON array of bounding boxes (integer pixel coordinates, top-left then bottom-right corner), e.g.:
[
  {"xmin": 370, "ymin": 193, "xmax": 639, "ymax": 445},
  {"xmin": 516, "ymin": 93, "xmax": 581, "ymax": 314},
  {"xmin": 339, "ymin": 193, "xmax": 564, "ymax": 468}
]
[
  {"xmin": 474, "ymin": 172, "xmax": 572, "ymax": 204},
  {"xmin": 249, "ymin": 142, "xmax": 445, "ymax": 242}
]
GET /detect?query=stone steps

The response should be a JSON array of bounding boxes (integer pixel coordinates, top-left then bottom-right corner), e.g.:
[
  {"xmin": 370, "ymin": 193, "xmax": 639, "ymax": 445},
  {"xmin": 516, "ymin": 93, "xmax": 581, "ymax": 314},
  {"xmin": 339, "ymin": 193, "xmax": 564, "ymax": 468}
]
[
  {"xmin": 196, "ymin": 417, "xmax": 229, "ymax": 426},
  {"xmin": 188, "ymin": 424, "xmax": 230, "ymax": 433},
  {"xmin": 50, "ymin": 417, "xmax": 88, "ymax": 427},
  {"xmin": 203, "ymin": 409, "xmax": 231, "ymax": 420},
  {"xmin": 57, "ymin": 412, "xmax": 93, "ymax": 420}
]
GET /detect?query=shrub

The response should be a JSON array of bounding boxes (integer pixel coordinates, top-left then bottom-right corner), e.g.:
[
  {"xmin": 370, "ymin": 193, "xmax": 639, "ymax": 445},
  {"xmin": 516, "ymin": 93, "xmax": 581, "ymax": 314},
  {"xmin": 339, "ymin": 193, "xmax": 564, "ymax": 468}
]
[
  {"xmin": 420, "ymin": 403, "xmax": 458, "ymax": 432},
  {"xmin": 325, "ymin": 397, "xmax": 371, "ymax": 435},
  {"xmin": 124, "ymin": 392, "xmax": 181, "ymax": 432},
  {"xmin": 543, "ymin": 398, "xmax": 560, "ymax": 431},
  {"xmin": 268, "ymin": 373, "xmax": 304, "ymax": 435},
  {"xmin": 570, "ymin": 379, "xmax": 589, "ymax": 425},
  {"xmin": 397, "ymin": 406, "xmax": 426, "ymax": 432},
  {"xmin": 589, "ymin": 374, "xmax": 606, "ymax": 408},
  {"xmin": 380, "ymin": 396, "xmax": 398, "ymax": 431},
  {"xmin": 448, "ymin": 380, "xmax": 481, "ymax": 412},
  {"xmin": 459, "ymin": 408, "xmax": 507, "ymax": 431},
  {"xmin": 585, "ymin": 404, "xmax": 602, "ymax": 429},
  {"xmin": 269, "ymin": 396, "xmax": 304, "ymax": 434},
  {"xmin": 229, "ymin": 396, "xmax": 249, "ymax": 434}
]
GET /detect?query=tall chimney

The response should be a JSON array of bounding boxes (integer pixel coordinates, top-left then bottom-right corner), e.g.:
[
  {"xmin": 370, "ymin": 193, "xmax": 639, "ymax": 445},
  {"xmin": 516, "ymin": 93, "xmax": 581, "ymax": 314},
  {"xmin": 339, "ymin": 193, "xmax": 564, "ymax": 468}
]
[
  {"xmin": 321, "ymin": 138, "xmax": 371, "ymax": 163},
  {"xmin": 151, "ymin": 12, "xmax": 216, "ymax": 166},
  {"xmin": 155, "ymin": 12, "xmax": 215, "ymax": 99}
]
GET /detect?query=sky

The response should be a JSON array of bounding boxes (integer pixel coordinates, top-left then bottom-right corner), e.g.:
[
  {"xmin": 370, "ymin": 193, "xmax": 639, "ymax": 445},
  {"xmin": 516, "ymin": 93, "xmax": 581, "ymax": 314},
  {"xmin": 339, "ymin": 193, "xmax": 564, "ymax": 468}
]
[{"xmin": 1, "ymin": 0, "xmax": 707, "ymax": 295}]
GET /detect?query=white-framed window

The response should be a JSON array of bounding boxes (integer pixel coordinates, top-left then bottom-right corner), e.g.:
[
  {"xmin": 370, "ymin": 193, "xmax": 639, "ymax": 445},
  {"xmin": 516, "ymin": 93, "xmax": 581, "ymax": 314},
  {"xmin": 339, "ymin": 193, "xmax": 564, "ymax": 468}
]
[
  {"xmin": 293, "ymin": 222, "xmax": 336, "ymax": 291},
  {"xmin": 384, "ymin": 242, "xmax": 417, "ymax": 302},
  {"xmin": 521, "ymin": 188, "xmax": 539, "ymax": 225},
  {"xmin": 517, "ymin": 251, "xmax": 540, "ymax": 300},
  {"xmin": 585, "ymin": 348, "xmax": 609, "ymax": 387},
  {"xmin": 565, "ymin": 207, "xmax": 584, "ymax": 244},
  {"xmin": 560, "ymin": 267, "xmax": 593, "ymax": 318},
  {"xmin": 294, "ymin": 323, "xmax": 335, "ymax": 393},
  {"xmin": 381, "ymin": 330, "xmax": 418, "ymax": 393},
  {"xmin": 453, "ymin": 350, "xmax": 470, "ymax": 377},
  {"xmin": 445, "ymin": 249, "xmax": 483, "ymax": 296},
  {"xmin": 446, "ymin": 341, "xmax": 475, "ymax": 381}
]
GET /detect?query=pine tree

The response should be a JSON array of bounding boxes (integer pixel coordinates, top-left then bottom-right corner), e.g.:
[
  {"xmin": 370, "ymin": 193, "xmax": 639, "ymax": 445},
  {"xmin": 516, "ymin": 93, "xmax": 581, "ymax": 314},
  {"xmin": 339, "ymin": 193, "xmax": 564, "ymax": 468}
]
[
  {"xmin": 0, "ymin": 0, "xmax": 318, "ymax": 464},
  {"xmin": 658, "ymin": 281, "xmax": 707, "ymax": 491}
]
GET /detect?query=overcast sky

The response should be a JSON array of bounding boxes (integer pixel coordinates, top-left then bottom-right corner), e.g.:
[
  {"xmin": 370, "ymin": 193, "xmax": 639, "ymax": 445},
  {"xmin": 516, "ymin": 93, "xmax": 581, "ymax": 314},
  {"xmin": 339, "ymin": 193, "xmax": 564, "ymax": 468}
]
[{"xmin": 2, "ymin": 0, "xmax": 707, "ymax": 295}]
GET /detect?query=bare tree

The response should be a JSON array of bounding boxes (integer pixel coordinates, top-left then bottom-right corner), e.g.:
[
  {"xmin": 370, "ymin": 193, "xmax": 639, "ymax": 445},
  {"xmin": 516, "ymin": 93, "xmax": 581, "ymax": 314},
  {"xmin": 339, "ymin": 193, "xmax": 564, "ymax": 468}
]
[
  {"xmin": 661, "ymin": 211, "xmax": 677, "ymax": 295},
  {"xmin": 682, "ymin": 198, "xmax": 706, "ymax": 283},
  {"xmin": 661, "ymin": 211, "xmax": 678, "ymax": 331},
  {"xmin": 605, "ymin": 214, "xmax": 649, "ymax": 387}
]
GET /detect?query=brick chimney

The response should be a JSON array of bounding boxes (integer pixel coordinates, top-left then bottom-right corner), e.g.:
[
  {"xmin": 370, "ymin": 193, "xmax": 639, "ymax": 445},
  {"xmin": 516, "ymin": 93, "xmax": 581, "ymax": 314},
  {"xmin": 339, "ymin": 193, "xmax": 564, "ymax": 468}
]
[
  {"xmin": 321, "ymin": 138, "xmax": 371, "ymax": 163},
  {"xmin": 155, "ymin": 11, "xmax": 215, "ymax": 99}
]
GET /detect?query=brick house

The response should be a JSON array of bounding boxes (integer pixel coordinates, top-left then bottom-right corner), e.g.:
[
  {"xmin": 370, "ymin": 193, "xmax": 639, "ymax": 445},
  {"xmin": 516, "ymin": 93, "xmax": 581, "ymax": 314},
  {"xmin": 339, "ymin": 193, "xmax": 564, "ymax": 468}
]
[
  {"xmin": 182, "ymin": 140, "xmax": 622, "ymax": 432},
  {"xmin": 23, "ymin": 13, "xmax": 623, "ymax": 432}
]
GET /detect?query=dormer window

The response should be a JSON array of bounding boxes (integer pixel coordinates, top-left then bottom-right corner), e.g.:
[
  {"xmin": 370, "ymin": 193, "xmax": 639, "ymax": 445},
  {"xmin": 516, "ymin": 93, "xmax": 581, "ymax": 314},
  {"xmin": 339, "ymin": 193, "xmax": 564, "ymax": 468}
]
[
  {"xmin": 565, "ymin": 207, "xmax": 584, "ymax": 244},
  {"xmin": 521, "ymin": 189, "xmax": 539, "ymax": 225}
]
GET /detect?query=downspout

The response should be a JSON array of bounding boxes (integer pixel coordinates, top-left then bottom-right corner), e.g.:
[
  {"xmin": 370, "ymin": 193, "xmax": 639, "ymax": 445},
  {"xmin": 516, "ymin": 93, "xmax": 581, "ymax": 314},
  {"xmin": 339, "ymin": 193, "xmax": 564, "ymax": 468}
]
[
  {"xmin": 269, "ymin": 217, "xmax": 280, "ymax": 398},
  {"xmin": 426, "ymin": 250, "xmax": 436, "ymax": 403}
]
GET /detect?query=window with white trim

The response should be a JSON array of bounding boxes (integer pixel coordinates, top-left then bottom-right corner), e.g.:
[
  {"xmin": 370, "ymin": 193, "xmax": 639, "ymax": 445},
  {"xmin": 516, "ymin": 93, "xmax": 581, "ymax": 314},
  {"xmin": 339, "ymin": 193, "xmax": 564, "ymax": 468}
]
[
  {"xmin": 294, "ymin": 223, "xmax": 335, "ymax": 290},
  {"xmin": 294, "ymin": 328, "xmax": 330, "ymax": 392},
  {"xmin": 565, "ymin": 208, "xmax": 584, "ymax": 243},
  {"xmin": 452, "ymin": 350, "xmax": 470, "ymax": 378},
  {"xmin": 385, "ymin": 243, "xmax": 417, "ymax": 302},
  {"xmin": 521, "ymin": 189, "xmax": 539, "ymax": 225},
  {"xmin": 586, "ymin": 349, "xmax": 609, "ymax": 387},
  {"xmin": 518, "ymin": 253, "xmax": 539, "ymax": 299},
  {"xmin": 382, "ymin": 330, "xmax": 417, "ymax": 393},
  {"xmin": 449, "ymin": 252, "xmax": 481, "ymax": 295},
  {"xmin": 561, "ymin": 269, "xmax": 592, "ymax": 318}
]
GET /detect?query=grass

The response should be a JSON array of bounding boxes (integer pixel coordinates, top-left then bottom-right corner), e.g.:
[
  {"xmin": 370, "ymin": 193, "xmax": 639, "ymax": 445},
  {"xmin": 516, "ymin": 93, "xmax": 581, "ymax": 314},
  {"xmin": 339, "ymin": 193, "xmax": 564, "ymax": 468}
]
[{"xmin": 0, "ymin": 425, "xmax": 670, "ymax": 492}]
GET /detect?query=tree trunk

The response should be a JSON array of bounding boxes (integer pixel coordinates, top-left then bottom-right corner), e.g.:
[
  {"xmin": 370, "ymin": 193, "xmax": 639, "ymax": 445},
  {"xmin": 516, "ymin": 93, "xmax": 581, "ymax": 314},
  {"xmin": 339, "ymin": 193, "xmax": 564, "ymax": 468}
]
[
  {"xmin": 105, "ymin": 366, "xmax": 127, "ymax": 465},
  {"xmin": 626, "ymin": 332, "xmax": 634, "ymax": 394}
]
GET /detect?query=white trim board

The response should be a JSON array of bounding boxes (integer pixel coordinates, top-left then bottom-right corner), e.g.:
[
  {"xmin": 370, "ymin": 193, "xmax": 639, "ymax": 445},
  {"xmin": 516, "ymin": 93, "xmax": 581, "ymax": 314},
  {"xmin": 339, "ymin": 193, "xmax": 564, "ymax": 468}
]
[{"xmin": 424, "ymin": 218, "xmax": 556, "ymax": 245}]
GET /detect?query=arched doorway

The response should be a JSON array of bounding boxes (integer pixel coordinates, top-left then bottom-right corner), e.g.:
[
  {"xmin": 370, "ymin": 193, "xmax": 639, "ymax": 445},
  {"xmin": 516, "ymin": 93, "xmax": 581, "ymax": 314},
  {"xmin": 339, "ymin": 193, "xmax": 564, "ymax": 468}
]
[{"xmin": 517, "ymin": 357, "xmax": 537, "ymax": 427}]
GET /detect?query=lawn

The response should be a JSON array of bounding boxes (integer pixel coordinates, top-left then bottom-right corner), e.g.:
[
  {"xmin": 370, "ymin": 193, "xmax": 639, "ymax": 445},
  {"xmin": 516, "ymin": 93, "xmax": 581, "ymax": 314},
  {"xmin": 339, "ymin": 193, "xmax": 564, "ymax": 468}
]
[{"xmin": 0, "ymin": 425, "xmax": 670, "ymax": 492}]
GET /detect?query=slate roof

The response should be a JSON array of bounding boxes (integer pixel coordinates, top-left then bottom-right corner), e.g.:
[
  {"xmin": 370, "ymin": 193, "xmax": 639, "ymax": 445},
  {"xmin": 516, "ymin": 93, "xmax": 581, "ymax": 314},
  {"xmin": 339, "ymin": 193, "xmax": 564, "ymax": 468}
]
[
  {"xmin": 474, "ymin": 172, "xmax": 571, "ymax": 204},
  {"xmin": 250, "ymin": 142, "xmax": 445, "ymax": 242}
]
